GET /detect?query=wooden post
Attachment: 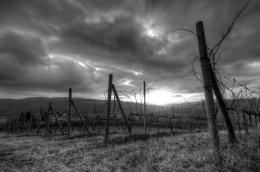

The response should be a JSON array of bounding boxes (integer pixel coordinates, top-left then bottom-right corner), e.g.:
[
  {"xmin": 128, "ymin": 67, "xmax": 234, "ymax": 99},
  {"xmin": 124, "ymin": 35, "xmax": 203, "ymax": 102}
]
[
  {"xmin": 49, "ymin": 102, "xmax": 65, "ymax": 135},
  {"xmin": 112, "ymin": 84, "xmax": 131, "ymax": 136},
  {"xmin": 249, "ymin": 114, "xmax": 252, "ymax": 125},
  {"xmin": 40, "ymin": 108, "xmax": 44, "ymax": 134},
  {"xmin": 242, "ymin": 112, "xmax": 248, "ymax": 133},
  {"xmin": 143, "ymin": 81, "xmax": 147, "ymax": 135},
  {"xmin": 45, "ymin": 112, "xmax": 50, "ymax": 137},
  {"xmin": 209, "ymin": 64, "xmax": 237, "ymax": 144},
  {"xmin": 71, "ymin": 100, "xmax": 90, "ymax": 134},
  {"xmin": 113, "ymin": 93, "xmax": 116, "ymax": 132},
  {"xmin": 157, "ymin": 116, "xmax": 160, "ymax": 139},
  {"xmin": 169, "ymin": 117, "xmax": 174, "ymax": 135},
  {"xmin": 29, "ymin": 113, "xmax": 33, "ymax": 132},
  {"xmin": 5, "ymin": 119, "xmax": 8, "ymax": 133},
  {"xmin": 36, "ymin": 116, "xmax": 41, "ymax": 135},
  {"xmin": 10, "ymin": 118, "xmax": 13, "ymax": 133},
  {"xmin": 93, "ymin": 103, "xmax": 97, "ymax": 132},
  {"xmin": 179, "ymin": 117, "xmax": 182, "ymax": 130},
  {"xmin": 172, "ymin": 106, "xmax": 175, "ymax": 130},
  {"xmin": 236, "ymin": 112, "xmax": 242, "ymax": 140},
  {"xmin": 104, "ymin": 74, "xmax": 113, "ymax": 143},
  {"xmin": 67, "ymin": 88, "xmax": 72, "ymax": 137},
  {"xmin": 196, "ymin": 21, "xmax": 221, "ymax": 162}
]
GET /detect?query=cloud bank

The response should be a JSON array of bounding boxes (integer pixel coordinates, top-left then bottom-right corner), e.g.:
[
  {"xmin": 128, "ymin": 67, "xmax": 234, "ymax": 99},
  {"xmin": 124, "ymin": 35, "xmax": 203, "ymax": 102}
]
[{"xmin": 0, "ymin": 0, "xmax": 259, "ymax": 103}]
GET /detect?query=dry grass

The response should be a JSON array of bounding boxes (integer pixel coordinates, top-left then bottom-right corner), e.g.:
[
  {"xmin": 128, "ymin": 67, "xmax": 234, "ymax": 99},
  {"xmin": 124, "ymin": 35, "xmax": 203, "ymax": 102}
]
[{"xmin": 0, "ymin": 128, "xmax": 259, "ymax": 172}]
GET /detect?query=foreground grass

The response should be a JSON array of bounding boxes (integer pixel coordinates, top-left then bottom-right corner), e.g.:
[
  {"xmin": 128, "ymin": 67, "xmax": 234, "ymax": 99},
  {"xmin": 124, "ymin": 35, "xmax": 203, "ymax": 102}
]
[{"xmin": 0, "ymin": 129, "xmax": 259, "ymax": 172}]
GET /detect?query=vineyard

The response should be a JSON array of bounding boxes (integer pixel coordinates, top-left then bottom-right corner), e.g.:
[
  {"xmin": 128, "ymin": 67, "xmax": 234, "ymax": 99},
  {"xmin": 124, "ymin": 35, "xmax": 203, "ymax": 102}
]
[{"xmin": 1, "ymin": 0, "xmax": 260, "ymax": 171}]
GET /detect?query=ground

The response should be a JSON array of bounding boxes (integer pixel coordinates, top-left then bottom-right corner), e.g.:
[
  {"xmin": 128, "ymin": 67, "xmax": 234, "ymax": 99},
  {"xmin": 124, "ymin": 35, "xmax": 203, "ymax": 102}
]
[{"xmin": 0, "ymin": 129, "xmax": 259, "ymax": 172}]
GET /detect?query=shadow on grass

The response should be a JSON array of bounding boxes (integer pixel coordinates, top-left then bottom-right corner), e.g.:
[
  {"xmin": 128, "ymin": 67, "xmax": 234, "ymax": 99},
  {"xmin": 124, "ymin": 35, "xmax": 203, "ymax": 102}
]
[
  {"xmin": 105, "ymin": 131, "xmax": 183, "ymax": 145},
  {"xmin": 66, "ymin": 132, "xmax": 99, "ymax": 140}
]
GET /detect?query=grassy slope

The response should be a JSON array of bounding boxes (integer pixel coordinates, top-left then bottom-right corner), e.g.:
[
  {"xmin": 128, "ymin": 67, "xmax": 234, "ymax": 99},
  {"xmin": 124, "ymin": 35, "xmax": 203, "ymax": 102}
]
[{"xmin": 0, "ymin": 129, "xmax": 259, "ymax": 172}]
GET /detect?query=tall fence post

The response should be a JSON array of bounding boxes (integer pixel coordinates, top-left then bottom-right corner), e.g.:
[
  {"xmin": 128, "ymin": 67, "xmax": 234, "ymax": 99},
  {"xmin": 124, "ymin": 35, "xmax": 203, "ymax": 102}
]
[
  {"xmin": 196, "ymin": 21, "xmax": 221, "ymax": 162},
  {"xmin": 143, "ymin": 81, "xmax": 147, "ymax": 135},
  {"xmin": 242, "ymin": 112, "xmax": 248, "ymax": 133},
  {"xmin": 104, "ymin": 74, "xmax": 113, "ymax": 143},
  {"xmin": 67, "ymin": 88, "xmax": 72, "ymax": 137},
  {"xmin": 45, "ymin": 112, "xmax": 50, "ymax": 137}
]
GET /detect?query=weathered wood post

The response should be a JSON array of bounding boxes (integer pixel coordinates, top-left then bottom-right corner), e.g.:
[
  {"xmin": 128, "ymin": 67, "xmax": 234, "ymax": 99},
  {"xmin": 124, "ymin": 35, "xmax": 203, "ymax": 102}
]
[
  {"xmin": 242, "ymin": 112, "xmax": 248, "ymax": 133},
  {"xmin": 112, "ymin": 84, "xmax": 131, "ymax": 136},
  {"xmin": 236, "ymin": 112, "xmax": 242, "ymax": 140},
  {"xmin": 49, "ymin": 103, "xmax": 65, "ymax": 135},
  {"xmin": 143, "ymin": 81, "xmax": 147, "ymax": 135},
  {"xmin": 113, "ymin": 94, "xmax": 116, "ymax": 132},
  {"xmin": 45, "ymin": 112, "xmax": 50, "ymax": 137},
  {"xmin": 249, "ymin": 114, "xmax": 252, "ymax": 125},
  {"xmin": 209, "ymin": 68, "xmax": 237, "ymax": 144},
  {"xmin": 169, "ymin": 117, "xmax": 174, "ymax": 135},
  {"xmin": 5, "ymin": 119, "xmax": 9, "ymax": 133},
  {"xmin": 196, "ymin": 21, "xmax": 221, "ymax": 162},
  {"xmin": 157, "ymin": 116, "xmax": 159, "ymax": 139},
  {"xmin": 179, "ymin": 117, "xmax": 182, "ymax": 130},
  {"xmin": 67, "ymin": 88, "xmax": 72, "ymax": 137},
  {"xmin": 104, "ymin": 74, "xmax": 113, "ymax": 143},
  {"xmin": 70, "ymin": 100, "xmax": 90, "ymax": 134}
]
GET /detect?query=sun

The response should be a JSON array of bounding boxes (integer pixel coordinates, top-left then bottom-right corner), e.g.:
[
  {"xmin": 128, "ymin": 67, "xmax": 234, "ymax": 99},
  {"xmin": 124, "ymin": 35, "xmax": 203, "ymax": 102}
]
[
  {"xmin": 145, "ymin": 27, "xmax": 159, "ymax": 38},
  {"xmin": 147, "ymin": 89, "xmax": 183, "ymax": 105},
  {"xmin": 126, "ymin": 89, "xmax": 187, "ymax": 105},
  {"xmin": 141, "ymin": 18, "xmax": 163, "ymax": 38}
]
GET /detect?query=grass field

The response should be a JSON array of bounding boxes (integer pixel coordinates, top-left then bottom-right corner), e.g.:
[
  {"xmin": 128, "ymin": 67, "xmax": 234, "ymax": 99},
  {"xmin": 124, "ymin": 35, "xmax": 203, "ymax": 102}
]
[{"xmin": 0, "ymin": 129, "xmax": 259, "ymax": 172}]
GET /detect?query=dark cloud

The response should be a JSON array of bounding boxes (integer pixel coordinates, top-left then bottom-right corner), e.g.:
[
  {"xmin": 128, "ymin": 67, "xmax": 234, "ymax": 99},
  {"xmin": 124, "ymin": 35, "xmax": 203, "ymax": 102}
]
[
  {"xmin": 0, "ymin": 0, "xmax": 259, "ymax": 103},
  {"xmin": 0, "ymin": 32, "xmax": 100, "ymax": 95},
  {"xmin": 0, "ymin": 32, "xmax": 47, "ymax": 65}
]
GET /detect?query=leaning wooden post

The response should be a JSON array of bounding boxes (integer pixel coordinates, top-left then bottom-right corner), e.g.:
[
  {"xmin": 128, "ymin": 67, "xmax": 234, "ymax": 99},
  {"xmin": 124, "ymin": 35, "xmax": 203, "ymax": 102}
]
[
  {"xmin": 104, "ymin": 74, "xmax": 113, "ymax": 143},
  {"xmin": 70, "ymin": 100, "xmax": 90, "ymax": 134},
  {"xmin": 49, "ymin": 102, "xmax": 65, "ymax": 135},
  {"xmin": 196, "ymin": 21, "xmax": 221, "ymax": 162},
  {"xmin": 67, "ymin": 88, "xmax": 72, "ymax": 137},
  {"xmin": 209, "ymin": 63, "xmax": 237, "ymax": 144},
  {"xmin": 112, "ymin": 84, "xmax": 131, "ymax": 136}
]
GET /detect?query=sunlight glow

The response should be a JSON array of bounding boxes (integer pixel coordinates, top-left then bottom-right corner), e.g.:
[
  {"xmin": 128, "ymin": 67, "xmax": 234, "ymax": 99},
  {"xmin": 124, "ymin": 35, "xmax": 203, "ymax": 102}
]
[
  {"xmin": 128, "ymin": 89, "xmax": 203, "ymax": 105},
  {"xmin": 134, "ymin": 71, "xmax": 142, "ymax": 76},
  {"xmin": 125, "ymin": 89, "xmax": 193, "ymax": 105},
  {"xmin": 248, "ymin": 61, "xmax": 260, "ymax": 68},
  {"xmin": 119, "ymin": 79, "xmax": 135, "ymax": 87},
  {"xmin": 141, "ymin": 18, "xmax": 163, "ymax": 38},
  {"xmin": 147, "ymin": 90, "xmax": 183, "ymax": 105},
  {"xmin": 77, "ymin": 61, "xmax": 86, "ymax": 67}
]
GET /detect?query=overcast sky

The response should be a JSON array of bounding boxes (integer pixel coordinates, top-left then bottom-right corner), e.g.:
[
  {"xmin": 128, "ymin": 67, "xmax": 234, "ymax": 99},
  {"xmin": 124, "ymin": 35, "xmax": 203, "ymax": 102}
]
[{"xmin": 0, "ymin": 0, "xmax": 259, "ymax": 104}]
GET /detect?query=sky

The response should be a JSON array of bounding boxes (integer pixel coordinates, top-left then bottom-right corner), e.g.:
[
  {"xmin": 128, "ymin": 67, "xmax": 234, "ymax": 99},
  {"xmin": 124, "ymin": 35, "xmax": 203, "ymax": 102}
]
[{"xmin": 0, "ymin": 0, "xmax": 260, "ymax": 105}]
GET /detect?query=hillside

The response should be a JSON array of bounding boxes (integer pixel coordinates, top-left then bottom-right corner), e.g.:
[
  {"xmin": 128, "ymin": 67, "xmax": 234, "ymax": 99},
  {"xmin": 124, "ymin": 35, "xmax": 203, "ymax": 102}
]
[
  {"xmin": 0, "ymin": 97, "xmax": 106, "ymax": 118},
  {"xmin": 0, "ymin": 129, "xmax": 259, "ymax": 172},
  {"xmin": 0, "ymin": 97, "xmax": 205, "ymax": 121}
]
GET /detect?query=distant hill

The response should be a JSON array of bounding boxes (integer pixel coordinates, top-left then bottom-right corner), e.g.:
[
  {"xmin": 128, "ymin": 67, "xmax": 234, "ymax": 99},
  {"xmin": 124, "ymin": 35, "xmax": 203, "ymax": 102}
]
[
  {"xmin": 0, "ymin": 97, "xmax": 205, "ymax": 120},
  {"xmin": 0, "ymin": 97, "xmax": 107, "ymax": 118}
]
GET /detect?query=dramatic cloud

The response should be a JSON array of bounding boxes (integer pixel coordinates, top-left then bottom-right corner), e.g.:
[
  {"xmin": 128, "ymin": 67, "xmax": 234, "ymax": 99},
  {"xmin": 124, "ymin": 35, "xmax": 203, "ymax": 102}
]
[{"xmin": 0, "ymin": 0, "xmax": 259, "ymax": 104}]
